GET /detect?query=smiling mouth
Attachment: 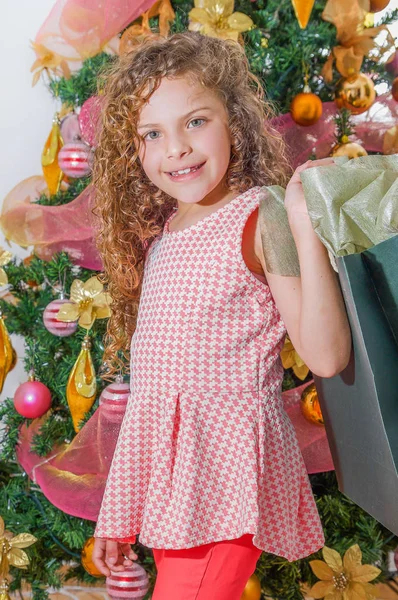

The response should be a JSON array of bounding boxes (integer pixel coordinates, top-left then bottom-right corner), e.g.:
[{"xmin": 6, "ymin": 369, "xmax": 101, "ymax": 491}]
[{"xmin": 167, "ymin": 162, "xmax": 206, "ymax": 176}]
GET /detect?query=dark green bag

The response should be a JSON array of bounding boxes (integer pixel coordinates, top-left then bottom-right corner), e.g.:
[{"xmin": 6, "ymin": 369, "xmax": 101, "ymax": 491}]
[
  {"xmin": 314, "ymin": 234, "xmax": 398, "ymax": 536},
  {"xmin": 259, "ymin": 155, "xmax": 398, "ymax": 534}
]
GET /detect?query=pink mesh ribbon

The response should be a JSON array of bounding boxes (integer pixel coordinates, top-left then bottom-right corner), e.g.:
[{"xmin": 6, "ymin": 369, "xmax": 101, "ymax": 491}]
[
  {"xmin": 34, "ymin": 0, "xmax": 159, "ymax": 65},
  {"xmin": 0, "ymin": 177, "xmax": 102, "ymax": 271},
  {"xmin": 282, "ymin": 381, "xmax": 334, "ymax": 474},
  {"xmin": 16, "ymin": 391, "xmax": 129, "ymax": 521},
  {"xmin": 270, "ymin": 93, "xmax": 398, "ymax": 169},
  {"xmin": 16, "ymin": 380, "xmax": 333, "ymax": 523}
]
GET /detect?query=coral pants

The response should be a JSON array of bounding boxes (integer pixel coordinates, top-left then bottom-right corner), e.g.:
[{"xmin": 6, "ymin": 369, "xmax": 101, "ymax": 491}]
[{"xmin": 151, "ymin": 534, "xmax": 263, "ymax": 600}]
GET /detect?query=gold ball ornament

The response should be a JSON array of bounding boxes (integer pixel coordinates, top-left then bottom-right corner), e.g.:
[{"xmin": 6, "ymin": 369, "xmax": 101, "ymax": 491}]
[
  {"xmin": 335, "ymin": 73, "xmax": 376, "ymax": 115},
  {"xmin": 392, "ymin": 77, "xmax": 398, "ymax": 102},
  {"xmin": 300, "ymin": 383, "xmax": 324, "ymax": 426},
  {"xmin": 290, "ymin": 91, "xmax": 323, "ymax": 126},
  {"xmin": 330, "ymin": 140, "xmax": 368, "ymax": 159},
  {"xmin": 369, "ymin": 0, "xmax": 390, "ymax": 12},
  {"xmin": 240, "ymin": 573, "xmax": 262, "ymax": 600},
  {"xmin": 81, "ymin": 536, "xmax": 104, "ymax": 577}
]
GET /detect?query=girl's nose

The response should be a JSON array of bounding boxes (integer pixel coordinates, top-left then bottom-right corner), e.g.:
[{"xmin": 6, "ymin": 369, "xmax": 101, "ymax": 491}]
[{"xmin": 167, "ymin": 136, "xmax": 192, "ymax": 160}]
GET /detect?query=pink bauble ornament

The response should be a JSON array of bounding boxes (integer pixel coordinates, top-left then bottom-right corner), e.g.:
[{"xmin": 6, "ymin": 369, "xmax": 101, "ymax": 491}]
[
  {"xmin": 58, "ymin": 141, "xmax": 92, "ymax": 178},
  {"xmin": 99, "ymin": 381, "xmax": 130, "ymax": 406},
  {"xmin": 14, "ymin": 378, "xmax": 52, "ymax": 418},
  {"xmin": 78, "ymin": 96, "xmax": 102, "ymax": 147},
  {"xmin": 386, "ymin": 50, "xmax": 398, "ymax": 78},
  {"xmin": 43, "ymin": 299, "xmax": 78, "ymax": 337},
  {"xmin": 99, "ymin": 380, "xmax": 130, "ymax": 423},
  {"xmin": 106, "ymin": 565, "xmax": 149, "ymax": 600},
  {"xmin": 60, "ymin": 113, "xmax": 82, "ymax": 144}
]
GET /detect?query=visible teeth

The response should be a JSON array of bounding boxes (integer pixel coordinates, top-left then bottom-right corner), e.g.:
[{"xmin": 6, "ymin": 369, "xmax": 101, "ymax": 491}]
[{"xmin": 170, "ymin": 164, "xmax": 201, "ymax": 176}]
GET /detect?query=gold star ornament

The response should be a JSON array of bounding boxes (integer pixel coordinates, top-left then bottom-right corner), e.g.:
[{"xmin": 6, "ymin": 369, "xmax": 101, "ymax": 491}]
[
  {"xmin": 308, "ymin": 544, "xmax": 381, "ymax": 600},
  {"xmin": 56, "ymin": 275, "xmax": 112, "ymax": 330},
  {"xmin": 188, "ymin": 0, "xmax": 253, "ymax": 41}
]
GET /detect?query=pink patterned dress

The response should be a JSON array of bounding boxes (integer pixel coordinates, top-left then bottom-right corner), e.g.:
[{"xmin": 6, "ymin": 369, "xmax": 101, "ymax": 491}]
[{"xmin": 94, "ymin": 186, "xmax": 325, "ymax": 562}]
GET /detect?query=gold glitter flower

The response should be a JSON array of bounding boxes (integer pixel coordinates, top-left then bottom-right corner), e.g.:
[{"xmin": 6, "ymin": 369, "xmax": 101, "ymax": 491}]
[
  {"xmin": 308, "ymin": 544, "xmax": 381, "ymax": 600},
  {"xmin": 56, "ymin": 275, "xmax": 112, "ymax": 330},
  {"xmin": 188, "ymin": 0, "xmax": 253, "ymax": 41},
  {"xmin": 0, "ymin": 248, "xmax": 12, "ymax": 287},
  {"xmin": 30, "ymin": 42, "xmax": 71, "ymax": 86},
  {"xmin": 280, "ymin": 335, "xmax": 309, "ymax": 380},
  {"xmin": 0, "ymin": 515, "xmax": 37, "ymax": 580}
]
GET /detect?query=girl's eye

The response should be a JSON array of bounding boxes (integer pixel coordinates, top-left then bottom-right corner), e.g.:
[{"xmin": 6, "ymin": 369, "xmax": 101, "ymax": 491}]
[
  {"xmin": 144, "ymin": 131, "xmax": 160, "ymax": 141},
  {"xmin": 143, "ymin": 118, "xmax": 205, "ymax": 141},
  {"xmin": 188, "ymin": 118, "xmax": 206, "ymax": 128}
]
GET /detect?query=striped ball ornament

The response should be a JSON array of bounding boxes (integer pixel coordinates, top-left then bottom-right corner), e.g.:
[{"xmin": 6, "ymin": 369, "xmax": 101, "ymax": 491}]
[
  {"xmin": 106, "ymin": 565, "xmax": 149, "ymax": 600},
  {"xmin": 58, "ymin": 141, "xmax": 92, "ymax": 178},
  {"xmin": 99, "ymin": 381, "xmax": 130, "ymax": 422},
  {"xmin": 43, "ymin": 299, "xmax": 78, "ymax": 337}
]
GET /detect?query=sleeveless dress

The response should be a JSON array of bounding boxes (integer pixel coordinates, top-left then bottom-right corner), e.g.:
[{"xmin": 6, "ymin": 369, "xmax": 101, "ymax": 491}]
[{"xmin": 93, "ymin": 186, "xmax": 325, "ymax": 562}]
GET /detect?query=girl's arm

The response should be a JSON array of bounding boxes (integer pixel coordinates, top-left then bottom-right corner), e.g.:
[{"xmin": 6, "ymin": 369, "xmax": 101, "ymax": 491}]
[{"xmin": 254, "ymin": 158, "xmax": 352, "ymax": 378}]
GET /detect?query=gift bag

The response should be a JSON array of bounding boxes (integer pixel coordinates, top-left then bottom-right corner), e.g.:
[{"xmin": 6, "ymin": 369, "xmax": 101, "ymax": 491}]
[
  {"xmin": 314, "ymin": 234, "xmax": 398, "ymax": 536},
  {"xmin": 259, "ymin": 154, "xmax": 398, "ymax": 534}
]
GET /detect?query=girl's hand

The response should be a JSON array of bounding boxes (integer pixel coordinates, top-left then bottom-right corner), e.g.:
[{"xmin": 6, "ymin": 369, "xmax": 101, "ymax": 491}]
[
  {"xmin": 92, "ymin": 537, "xmax": 138, "ymax": 576},
  {"xmin": 284, "ymin": 158, "xmax": 336, "ymax": 221}
]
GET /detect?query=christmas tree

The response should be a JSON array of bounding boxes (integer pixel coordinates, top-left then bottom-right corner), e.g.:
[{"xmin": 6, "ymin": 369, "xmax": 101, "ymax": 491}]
[{"xmin": 1, "ymin": 1, "xmax": 398, "ymax": 600}]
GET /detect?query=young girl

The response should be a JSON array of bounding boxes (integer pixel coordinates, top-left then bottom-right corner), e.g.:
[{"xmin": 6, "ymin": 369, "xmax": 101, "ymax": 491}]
[{"xmin": 91, "ymin": 30, "xmax": 351, "ymax": 599}]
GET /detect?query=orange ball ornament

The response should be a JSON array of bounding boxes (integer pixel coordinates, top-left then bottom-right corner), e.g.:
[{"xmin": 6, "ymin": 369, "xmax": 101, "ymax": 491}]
[
  {"xmin": 290, "ymin": 91, "xmax": 323, "ymax": 126},
  {"xmin": 392, "ymin": 77, "xmax": 398, "ymax": 102},
  {"xmin": 81, "ymin": 536, "xmax": 104, "ymax": 577},
  {"xmin": 240, "ymin": 573, "xmax": 262, "ymax": 600},
  {"xmin": 335, "ymin": 73, "xmax": 376, "ymax": 115},
  {"xmin": 369, "ymin": 0, "xmax": 390, "ymax": 12},
  {"xmin": 300, "ymin": 383, "xmax": 324, "ymax": 426}
]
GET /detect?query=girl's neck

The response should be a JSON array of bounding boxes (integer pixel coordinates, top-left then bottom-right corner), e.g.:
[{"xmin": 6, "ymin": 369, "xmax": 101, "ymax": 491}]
[{"xmin": 170, "ymin": 185, "xmax": 239, "ymax": 232}]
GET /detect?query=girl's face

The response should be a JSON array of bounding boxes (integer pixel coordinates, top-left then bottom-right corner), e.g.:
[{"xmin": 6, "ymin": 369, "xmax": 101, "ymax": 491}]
[{"xmin": 137, "ymin": 76, "xmax": 232, "ymax": 205}]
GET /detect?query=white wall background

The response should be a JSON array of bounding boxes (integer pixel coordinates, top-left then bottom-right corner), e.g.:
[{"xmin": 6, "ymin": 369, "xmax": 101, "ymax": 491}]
[
  {"xmin": 0, "ymin": 1, "xmax": 397, "ymax": 404},
  {"xmin": 0, "ymin": 0, "xmax": 57, "ymax": 401}
]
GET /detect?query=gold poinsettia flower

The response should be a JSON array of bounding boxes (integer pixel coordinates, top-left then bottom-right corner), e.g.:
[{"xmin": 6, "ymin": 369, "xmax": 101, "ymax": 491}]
[
  {"xmin": 188, "ymin": 0, "xmax": 253, "ymax": 42},
  {"xmin": 280, "ymin": 335, "xmax": 309, "ymax": 380},
  {"xmin": 308, "ymin": 544, "xmax": 381, "ymax": 600},
  {"xmin": 0, "ymin": 247, "xmax": 12, "ymax": 286},
  {"xmin": 56, "ymin": 275, "xmax": 112, "ymax": 330},
  {"xmin": 30, "ymin": 42, "xmax": 71, "ymax": 86},
  {"xmin": 0, "ymin": 515, "xmax": 37, "ymax": 580}
]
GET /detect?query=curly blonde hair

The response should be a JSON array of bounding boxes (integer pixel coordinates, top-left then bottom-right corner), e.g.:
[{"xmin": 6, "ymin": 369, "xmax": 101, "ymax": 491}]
[{"xmin": 92, "ymin": 30, "xmax": 292, "ymax": 381}]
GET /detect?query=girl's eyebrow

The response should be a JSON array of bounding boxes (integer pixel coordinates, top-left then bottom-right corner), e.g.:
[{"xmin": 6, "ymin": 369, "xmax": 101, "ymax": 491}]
[{"xmin": 137, "ymin": 106, "xmax": 212, "ymax": 130}]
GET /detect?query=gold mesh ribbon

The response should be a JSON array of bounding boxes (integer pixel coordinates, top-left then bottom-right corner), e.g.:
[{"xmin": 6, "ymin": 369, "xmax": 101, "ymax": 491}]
[{"xmin": 258, "ymin": 186, "xmax": 301, "ymax": 277}]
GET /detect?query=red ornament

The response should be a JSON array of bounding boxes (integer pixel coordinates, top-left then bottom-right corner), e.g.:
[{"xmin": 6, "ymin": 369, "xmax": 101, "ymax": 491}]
[
  {"xmin": 58, "ymin": 141, "xmax": 93, "ymax": 178},
  {"xmin": 14, "ymin": 376, "xmax": 52, "ymax": 418},
  {"xmin": 78, "ymin": 96, "xmax": 102, "ymax": 147},
  {"xmin": 43, "ymin": 299, "xmax": 78, "ymax": 337},
  {"xmin": 392, "ymin": 77, "xmax": 398, "ymax": 102},
  {"xmin": 106, "ymin": 565, "xmax": 149, "ymax": 600},
  {"xmin": 386, "ymin": 50, "xmax": 398, "ymax": 78}
]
